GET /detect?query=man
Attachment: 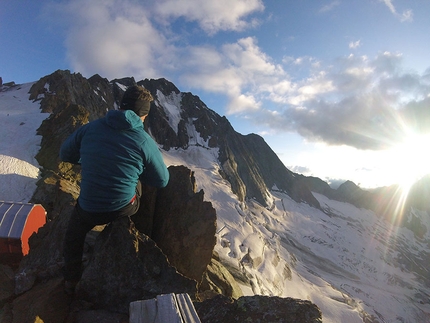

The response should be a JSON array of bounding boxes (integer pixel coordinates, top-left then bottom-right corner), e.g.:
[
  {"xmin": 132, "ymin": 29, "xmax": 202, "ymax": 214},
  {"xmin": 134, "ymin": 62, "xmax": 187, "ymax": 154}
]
[{"xmin": 60, "ymin": 85, "xmax": 169, "ymax": 294}]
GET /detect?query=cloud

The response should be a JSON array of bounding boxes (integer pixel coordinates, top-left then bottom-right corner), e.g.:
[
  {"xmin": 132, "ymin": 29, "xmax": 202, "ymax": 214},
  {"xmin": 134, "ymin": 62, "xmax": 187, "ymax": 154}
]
[
  {"xmin": 319, "ymin": 1, "xmax": 341, "ymax": 13},
  {"xmin": 181, "ymin": 37, "xmax": 285, "ymax": 114},
  {"xmin": 349, "ymin": 40, "xmax": 361, "ymax": 49},
  {"xmin": 45, "ymin": 0, "xmax": 265, "ymax": 82},
  {"xmin": 380, "ymin": 0, "xmax": 413, "ymax": 22},
  {"xmin": 257, "ymin": 52, "xmax": 430, "ymax": 150},
  {"xmin": 46, "ymin": 0, "xmax": 174, "ymax": 80},
  {"xmin": 153, "ymin": 0, "xmax": 264, "ymax": 34},
  {"xmin": 400, "ymin": 9, "xmax": 413, "ymax": 22},
  {"xmin": 289, "ymin": 165, "xmax": 311, "ymax": 174}
]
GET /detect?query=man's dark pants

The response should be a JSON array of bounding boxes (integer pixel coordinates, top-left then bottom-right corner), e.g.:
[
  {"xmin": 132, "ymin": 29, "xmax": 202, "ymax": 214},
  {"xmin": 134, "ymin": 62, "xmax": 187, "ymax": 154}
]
[{"xmin": 63, "ymin": 181, "xmax": 141, "ymax": 282}]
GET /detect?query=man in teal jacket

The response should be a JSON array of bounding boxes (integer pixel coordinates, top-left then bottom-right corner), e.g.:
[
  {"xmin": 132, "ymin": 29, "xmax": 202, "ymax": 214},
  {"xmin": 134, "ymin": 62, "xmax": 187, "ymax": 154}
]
[{"xmin": 60, "ymin": 85, "xmax": 169, "ymax": 293}]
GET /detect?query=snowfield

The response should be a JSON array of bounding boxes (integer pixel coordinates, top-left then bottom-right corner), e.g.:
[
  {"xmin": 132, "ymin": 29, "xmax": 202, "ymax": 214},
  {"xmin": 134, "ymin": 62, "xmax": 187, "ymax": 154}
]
[
  {"xmin": 1, "ymin": 83, "xmax": 429, "ymax": 322},
  {"xmin": 0, "ymin": 83, "xmax": 49, "ymax": 202}
]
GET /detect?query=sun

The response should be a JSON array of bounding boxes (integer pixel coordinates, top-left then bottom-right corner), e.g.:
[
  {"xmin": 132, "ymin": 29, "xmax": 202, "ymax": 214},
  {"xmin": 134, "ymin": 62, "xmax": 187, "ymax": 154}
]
[{"xmin": 388, "ymin": 132, "xmax": 430, "ymax": 192}]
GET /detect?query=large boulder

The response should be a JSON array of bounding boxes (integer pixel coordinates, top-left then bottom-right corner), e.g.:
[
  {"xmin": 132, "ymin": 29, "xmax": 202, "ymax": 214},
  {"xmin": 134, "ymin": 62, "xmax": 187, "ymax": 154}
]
[
  {"xmin": 151, "ymin": 165, "xmax": 217, "ymax": 284},
  {"xmin": 0, "ymin": 265, "xmax": 14, "ymax": 307},
  {"xmin": 199, "ymin": 257, "xmax": 243, "ymax": 300},
  {"xmin": 195, "ymin": 294, "xmax": 322, "ymax": 323},
  {"xmin": 10, "ymin": 277, "xmax": 71, "ymax": 323},
  {"xmin": 76, "ymin": 217, "xmax": 197, "ymax": 313}
]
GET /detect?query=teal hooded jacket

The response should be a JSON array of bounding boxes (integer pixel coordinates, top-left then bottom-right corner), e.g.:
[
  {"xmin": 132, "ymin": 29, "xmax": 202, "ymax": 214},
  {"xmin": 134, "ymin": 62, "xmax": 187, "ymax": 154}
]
[{"xmin": 60, "ymin": 109, "xmax": 169, "ymax": 213}]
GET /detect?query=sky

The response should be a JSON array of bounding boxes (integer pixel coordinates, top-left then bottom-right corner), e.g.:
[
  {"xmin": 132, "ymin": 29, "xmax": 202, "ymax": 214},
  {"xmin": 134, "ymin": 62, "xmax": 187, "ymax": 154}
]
[{"xmin": 1, "ymin": 0, "xmax": 430, "ymax": 189}]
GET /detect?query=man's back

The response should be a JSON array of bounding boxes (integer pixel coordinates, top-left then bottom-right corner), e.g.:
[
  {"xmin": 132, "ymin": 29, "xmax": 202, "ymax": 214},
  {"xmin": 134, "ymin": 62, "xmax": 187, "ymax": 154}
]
[{"xmin": 60, "ymin": 109, "xmax": 169, "ymax": 213}]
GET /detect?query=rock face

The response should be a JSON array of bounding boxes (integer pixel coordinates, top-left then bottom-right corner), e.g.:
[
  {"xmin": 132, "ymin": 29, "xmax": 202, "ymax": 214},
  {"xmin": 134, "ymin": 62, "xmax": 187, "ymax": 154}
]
[
  {"xmin": 76, "ymin": 217, "xmax": 197, "ymax": 313},
  {"xmin": 138, "ymin": 77, "xmax": 320, "ymax": 208},
  {"xmin": 195, "ymin": 294, "xmax": 322, "ymax": 323},
  {"xmin": 151, "ymin": 165, "xmax": 217, "ymax": 283},
  {"xmin": 199, "ymin": 257, "xmax": 243, "ymax": 300},
  {"xmin": 28, "ymin": 70, "xmax": 320, "ymax": 209}
]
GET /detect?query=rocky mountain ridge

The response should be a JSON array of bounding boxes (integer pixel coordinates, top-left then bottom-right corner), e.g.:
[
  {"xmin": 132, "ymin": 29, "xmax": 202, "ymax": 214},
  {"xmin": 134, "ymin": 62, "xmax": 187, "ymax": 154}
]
[
  {"xmin": 28, "ymin": 69, "xmax": 430, "ymax": 222},
  {"xmin": 0, "ymin": 70, "xmax": 323, "ymax": 322}
]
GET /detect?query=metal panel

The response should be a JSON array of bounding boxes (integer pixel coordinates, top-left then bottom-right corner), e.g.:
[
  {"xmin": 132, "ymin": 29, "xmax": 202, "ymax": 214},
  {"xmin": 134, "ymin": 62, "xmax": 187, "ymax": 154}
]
[
  {"xmin": 129, "ymin": 293, "xmax": 201, "ymax": 323},
  {"xmin": 0, "ymin": 202, "xmax": 25, "ymax": 238},
  {"xmin": 9, "ymin": 204, "xmax": 33, "ymax": 238}
]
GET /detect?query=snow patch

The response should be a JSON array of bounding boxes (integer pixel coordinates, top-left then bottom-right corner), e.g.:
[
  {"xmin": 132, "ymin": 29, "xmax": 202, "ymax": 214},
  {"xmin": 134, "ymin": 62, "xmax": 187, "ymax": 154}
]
[
  {"xmin": 0, "ymin": 82, "xmax": 49, "ymax": 202},
  {"xmin": 156, "ymin": 90, "xmax": 182, "ymax": 134}
]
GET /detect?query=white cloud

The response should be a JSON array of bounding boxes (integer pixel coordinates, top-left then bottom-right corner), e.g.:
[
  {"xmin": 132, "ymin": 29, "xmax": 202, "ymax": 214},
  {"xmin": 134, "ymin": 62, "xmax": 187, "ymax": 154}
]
[
  {"xmin": 47, "ymin": 0, "xmax": 174, "ymax": 80},
  {"xmin": 228, "ymin": 93, "xmax": 260, "ymax": 113},
  {"xmin": 381, "ymin": 0, "xmax": 396, "ymax": 14},
  {"xmin": 153, "ymin": 0, "xmax": 264, "ymax": 34},
  {"xmin": 380, "ymin": 0, "xmax": 413, "ymax": 22},
  {"xmin": 45, "ymin": 0, "xmax": 266, "ymax": 83},
  {"xmin": 181, "ymin": 37, "xmax": 286, "ymax": 114},
  {"xmin": 400, "ymin": 9, "xmax": 413, "ymax": 22},
  {"xmin": 349, "ymin": 40, "xmax": 361, "ymax": 49},
  {"xmin": 319, "ymin": 1, "xmax": 341, "ymax": 13}
]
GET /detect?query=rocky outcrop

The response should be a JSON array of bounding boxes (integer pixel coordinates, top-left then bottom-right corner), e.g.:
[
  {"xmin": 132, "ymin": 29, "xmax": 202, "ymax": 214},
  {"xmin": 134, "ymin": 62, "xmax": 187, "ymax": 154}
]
[
  {"xmin": 199, "ymin": 257, "xmax": 243, "ymax": 300},
  {"xmin": 29, "ymin": 70, "xmax": 113, "ymax": 120},
  {"xmin": 11, "ymin": 165, "xmax": 216, "ymax": 320},
  {"xmin": 0, "ymin": 265, "xmax": 14, "ymax": 308},
  {"xmin": 151, "ymin": 165, "xmax": 217, "ymax": 283},
  {"xmin": 195, "ymin": 294, "xmax": 322, "ymax": 323},
  {"xmin": 76, "ymin": 217, "xmax": 197, "ymax": 313}
]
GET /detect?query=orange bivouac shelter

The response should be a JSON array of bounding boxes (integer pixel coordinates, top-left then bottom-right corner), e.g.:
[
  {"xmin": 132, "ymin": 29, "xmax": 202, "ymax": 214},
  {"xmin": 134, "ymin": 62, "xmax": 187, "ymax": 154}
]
[{"xmin": 0, "ymin": 201, "xmax": 46, "ymax": 264}]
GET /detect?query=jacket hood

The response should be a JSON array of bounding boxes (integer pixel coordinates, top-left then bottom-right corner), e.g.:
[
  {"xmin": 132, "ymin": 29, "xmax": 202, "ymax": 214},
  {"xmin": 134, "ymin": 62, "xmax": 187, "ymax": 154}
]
[{"xmin": 105, "ymin": 110, "xmax": 143, "ymax": 130}]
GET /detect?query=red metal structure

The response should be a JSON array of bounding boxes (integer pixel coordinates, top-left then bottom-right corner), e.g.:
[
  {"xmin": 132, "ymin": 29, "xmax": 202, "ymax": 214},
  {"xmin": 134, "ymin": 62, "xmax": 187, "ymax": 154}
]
[{"xmin": 0, "ymin": 201, "xmax": 46, "ymax": 262}]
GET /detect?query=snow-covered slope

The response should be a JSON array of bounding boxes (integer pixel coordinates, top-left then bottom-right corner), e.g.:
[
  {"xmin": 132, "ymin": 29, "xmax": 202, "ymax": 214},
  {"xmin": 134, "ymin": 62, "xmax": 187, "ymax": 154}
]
[
  {"xmin": 158, "ymin": 87, "xmax": 430, "ymax": 322},
  {"xmin": 0, "ymin": 82, "xmax": 49, "ymax": 202},
  {"xmin": 2, "ymin": 81, "xmax": 429, "ymax": 323},
  {"xmin": 163, "ymin": 141, "xmax": 430, "ymax": 322}
]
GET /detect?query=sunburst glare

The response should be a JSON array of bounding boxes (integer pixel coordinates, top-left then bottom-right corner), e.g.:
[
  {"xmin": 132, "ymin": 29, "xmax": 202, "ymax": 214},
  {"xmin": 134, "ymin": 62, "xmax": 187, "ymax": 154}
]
[{"xmin": 387, "ymin": 132, "xmax": 430, "ymax": 194}]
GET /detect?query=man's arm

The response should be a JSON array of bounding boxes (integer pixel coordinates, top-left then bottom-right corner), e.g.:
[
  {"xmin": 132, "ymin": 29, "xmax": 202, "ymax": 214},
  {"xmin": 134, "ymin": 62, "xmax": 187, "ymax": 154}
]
[
  {"xmin": 140, "ymin": 139, "xmax": 169, "ymax": 188},
  {"xmin": 60, "ymin": 127, "xmax": 84, "ymax": 164}
]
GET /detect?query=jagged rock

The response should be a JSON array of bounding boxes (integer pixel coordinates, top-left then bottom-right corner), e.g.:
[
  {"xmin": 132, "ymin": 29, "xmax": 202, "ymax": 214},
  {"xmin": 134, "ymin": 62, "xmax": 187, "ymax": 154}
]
[
  {"xmin": 138, "ymin": 78, "xmax": 184, "ymax": 150},
  {"xmin": 0, "ymin": 265, "xmax": 14, "ymax": 306},
  {"xmin": 11, "ymin": 277, "xmax": 71, "ymax": 323},
  {"xmin": 76, "ymin": 216, "xmax": 197, "ymax": 313},
  {"xmin": 71, "ymin": 309, "xmax": 128, "ymax": 323},
  {"xmin": 35, "ymin": 102, "xmax": 88, "ymax": 174},
  {"xmin": 29, "ymin": 70, "xmax": 113, "ymax": 120},
  {"xmin": 7, "ymin": 274, "xmax": 127, "ymax": 323},
  {"xmin": 15, "ymin": 175, "xmax": 77, "ymax": 294},
  {"xmin": 199, "ymin": 257, "xmax": 243, "ymax": 300},
  {"xmin": 194, "ymin": 294, "xmax": 322, "ymax": 323},
  {"xmin": 151, "ymin": 165, "xmax": 217, "ymax": 284},
  {"xmin": 142, "ymin": 76, "xmax": 320, "ymax": 208}
]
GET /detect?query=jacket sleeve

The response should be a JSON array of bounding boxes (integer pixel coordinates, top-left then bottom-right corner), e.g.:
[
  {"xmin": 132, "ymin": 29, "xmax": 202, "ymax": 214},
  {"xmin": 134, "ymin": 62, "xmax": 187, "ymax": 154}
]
[
  {"xmin": 60, "ymin": 126, "xmax": 85, "ymax": 164},
  {"xmin": 140, "ymin": 138, "xmax": 169, "ymax": 188}
]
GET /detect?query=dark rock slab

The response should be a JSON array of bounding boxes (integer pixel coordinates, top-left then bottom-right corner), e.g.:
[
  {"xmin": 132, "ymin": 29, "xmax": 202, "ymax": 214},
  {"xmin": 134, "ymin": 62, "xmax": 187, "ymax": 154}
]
[
  {"xmin": 76, "ymin": 217, "xmax": 197, "ymax": 313},
  {"xmin": 152, "ymin": 165, "xmax": 217, "ymax": 284},
  {"xmin": 195, "ymin": 294, "xmax": 323, "ymax": 323}
]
